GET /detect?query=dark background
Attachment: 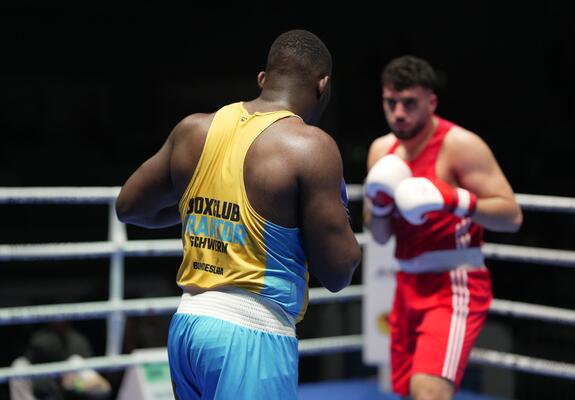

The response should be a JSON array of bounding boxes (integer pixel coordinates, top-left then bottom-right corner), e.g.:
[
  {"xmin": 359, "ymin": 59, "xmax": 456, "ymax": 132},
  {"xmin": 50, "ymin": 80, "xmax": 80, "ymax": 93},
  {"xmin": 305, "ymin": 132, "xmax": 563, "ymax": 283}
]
[{"xmin": 1, "ymin": 2, "xmax": 575, "ymax": 399}]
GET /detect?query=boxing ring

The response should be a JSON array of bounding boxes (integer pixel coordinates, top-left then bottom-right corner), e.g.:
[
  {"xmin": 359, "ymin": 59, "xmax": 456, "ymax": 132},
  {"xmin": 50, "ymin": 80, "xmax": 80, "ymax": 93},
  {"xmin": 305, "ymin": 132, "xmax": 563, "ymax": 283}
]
[{"xmin": 1, "ymin": 185, "xmax": 575, "ymax": 397}]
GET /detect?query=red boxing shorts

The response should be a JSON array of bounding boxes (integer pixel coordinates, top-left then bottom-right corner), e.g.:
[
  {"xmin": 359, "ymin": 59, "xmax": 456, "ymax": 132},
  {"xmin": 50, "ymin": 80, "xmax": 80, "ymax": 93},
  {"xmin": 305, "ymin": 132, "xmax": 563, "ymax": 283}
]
[{"xmin": 389, "ymin": 267, "xmax": 492, "ymax": 395}]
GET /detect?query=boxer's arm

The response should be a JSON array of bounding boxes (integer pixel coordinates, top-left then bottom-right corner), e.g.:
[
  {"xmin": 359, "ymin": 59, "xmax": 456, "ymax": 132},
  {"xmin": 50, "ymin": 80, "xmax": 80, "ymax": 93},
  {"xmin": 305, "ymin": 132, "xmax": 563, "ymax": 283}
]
[
  {"xmin": 298, "ymin": 128, "xmax": 361, "ymax": 292},
  {"xmin": 447, "ymin": 129, "xmax": 523, "ymax": 232},
  {"xmin": 116, "ymin": 130, "xmax": 180, "ymax": 228},
  {"xmin": 363, "ymin": 197, "xmax": 393, "ymax": 244},
  {"xmin": 363, "ymin": 134, "xmax": 397, "ymax": 244}
]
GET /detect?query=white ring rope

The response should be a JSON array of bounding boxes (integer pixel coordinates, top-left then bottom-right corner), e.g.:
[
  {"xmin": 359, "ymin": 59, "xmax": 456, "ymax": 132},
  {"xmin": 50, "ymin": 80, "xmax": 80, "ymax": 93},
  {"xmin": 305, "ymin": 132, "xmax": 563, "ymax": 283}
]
[
  {"xmin": 0, "ymin": 239, "xmax": 182, "ymax": 261},
  {"xmin": 2, "ymin": 239, "xmax": 574, "ymax": 266},
  {"xmin": 298, "ymin": 335, "xmax": 363, "ymax": 356},
  {"xmin": 0, "ymin": 233, "xmax": 366, "ymax": 261},
  {"xmin": 3, "ymin": 339, "xmax": 575, "ymax": 383},
  {"xmin": 515, "ymin": 193, "xmax": 575, "ymax": 213},
  {"xmin": 2, "ymin": 187, "xmax": 574, "ymax": 212},
  {"xmin": 482, "ymin": 243, "xmax": 575, "ymax": 268},
  {"xmin": 470, "ymin": 348, "xmax": 575, "ymax": 380},
  {"xmin": 3, "ymin": 290, "xmax": 575, "ymax": 327},
  {"xmin": 2, "ymin": 187, "xmax": 575, "ymax": 384},
  {"xmin": 489, "ymin": 298, "xmax": 575, "ymax": 325},
  {"xmin": 1, "ymin": 350, "xmax": 169, "ymax": 382},
  {"xmin": 0, "ymin": 187, "xmax": 120, "ymax": 204},
  {"xmin": 0, "ymin": 336, "xmax": 367, "ymax": 382},
  {"xmin": 0, "ymin": 298, "xmax": 179, "ymax": 325},
  {"xmin": 0, "ymin": 235, "xmax": 368, "ymax": 261},
  {"xmin": 0, "ymin": 286, "xmax": 364, "ymax": 326}
]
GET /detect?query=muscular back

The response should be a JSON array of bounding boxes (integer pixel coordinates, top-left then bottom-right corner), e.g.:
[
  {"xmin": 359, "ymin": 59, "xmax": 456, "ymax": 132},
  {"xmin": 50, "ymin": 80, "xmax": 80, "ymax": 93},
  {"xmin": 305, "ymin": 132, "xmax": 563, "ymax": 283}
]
[
  {"xmin": 244, "ymin": 117, "xmax": 324, "ymax": 227},
  {"xmin": 170, "ymin": 112, "xmax": 318, "ymax": 228}
]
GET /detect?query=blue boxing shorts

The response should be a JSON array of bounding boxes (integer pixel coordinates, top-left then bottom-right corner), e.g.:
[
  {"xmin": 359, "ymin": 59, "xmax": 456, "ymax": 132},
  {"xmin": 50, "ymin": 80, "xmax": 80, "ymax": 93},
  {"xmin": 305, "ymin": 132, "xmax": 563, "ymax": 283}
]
[{"xmin": 167, "ymin": 289, "xmax": 298, "ymax": 400}]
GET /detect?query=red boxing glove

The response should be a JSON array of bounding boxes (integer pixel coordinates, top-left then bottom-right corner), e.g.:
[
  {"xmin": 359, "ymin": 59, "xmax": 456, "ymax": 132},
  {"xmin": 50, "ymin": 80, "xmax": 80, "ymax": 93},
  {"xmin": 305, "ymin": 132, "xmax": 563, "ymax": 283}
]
[
  {"xmin": 365, "ymin": 154, "xmax": 412, "ymax": 217},
  {"xmin": 394, "ymin": 177, "xmax": 477, "ymax": 225}
]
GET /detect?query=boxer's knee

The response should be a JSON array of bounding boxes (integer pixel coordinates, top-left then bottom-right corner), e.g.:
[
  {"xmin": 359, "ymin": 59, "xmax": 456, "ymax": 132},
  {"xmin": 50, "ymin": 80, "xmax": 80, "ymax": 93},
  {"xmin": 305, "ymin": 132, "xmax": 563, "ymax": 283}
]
[{"xmin": 409, "ymin": 373, "xmax": 454, "ymax": 400}]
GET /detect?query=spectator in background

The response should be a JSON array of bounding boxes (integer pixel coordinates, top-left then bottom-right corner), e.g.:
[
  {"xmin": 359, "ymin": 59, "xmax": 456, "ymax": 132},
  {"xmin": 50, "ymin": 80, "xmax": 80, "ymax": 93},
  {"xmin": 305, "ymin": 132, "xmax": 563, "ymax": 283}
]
[{"xmin": 10, "ymin": 321, "xmax": 112, "ymax": 400}]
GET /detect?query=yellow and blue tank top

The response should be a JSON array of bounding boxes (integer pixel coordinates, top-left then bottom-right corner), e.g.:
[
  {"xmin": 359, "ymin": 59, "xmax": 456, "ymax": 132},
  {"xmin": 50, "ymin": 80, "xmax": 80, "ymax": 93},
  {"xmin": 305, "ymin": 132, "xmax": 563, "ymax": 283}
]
[{"xmin": 177, "ymin": 102, "xmax": 309, "ymax": 322}]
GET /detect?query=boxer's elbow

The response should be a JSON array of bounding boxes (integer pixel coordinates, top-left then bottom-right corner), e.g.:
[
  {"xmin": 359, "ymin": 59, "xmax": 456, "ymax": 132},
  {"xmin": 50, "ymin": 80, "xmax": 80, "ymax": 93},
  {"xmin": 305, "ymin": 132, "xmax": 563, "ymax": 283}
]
[
  {"xmin": 115, "ymin": 196, "xmax": 147, "ymax": 226},
  {"xmin": 115, "ymin": 196, "xmax": 135, "ymax": 224},
  {"xmin": 323, "ymin": 247, "xmax": 362, "ymax": 293},
  {"xmin": 500, "ymin": 202, "xmax": 523, "ymax": 233},
  {"xmin": 508, "ymin": 208, "xmax": 523, "ymax": 232},
  {"xmin": 322, "ymin": 272, "xmax": 353, "ymax": 293}
]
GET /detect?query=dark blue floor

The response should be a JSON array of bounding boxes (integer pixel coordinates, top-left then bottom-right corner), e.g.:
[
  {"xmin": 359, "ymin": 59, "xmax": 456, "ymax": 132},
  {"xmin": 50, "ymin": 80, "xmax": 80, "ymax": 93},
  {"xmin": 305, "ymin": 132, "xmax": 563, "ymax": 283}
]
[{"xmin": 299, "ymin": 378, "xmax": 503, "ymax": 400}]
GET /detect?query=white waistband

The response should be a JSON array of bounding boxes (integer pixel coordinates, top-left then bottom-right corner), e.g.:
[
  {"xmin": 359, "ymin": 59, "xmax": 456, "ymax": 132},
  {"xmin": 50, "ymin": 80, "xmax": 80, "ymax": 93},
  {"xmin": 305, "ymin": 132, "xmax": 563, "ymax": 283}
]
[
  {"xmin": 176, "ymin": 288, "xmax": 296, "ymax": 337},
  {"xmin": 398, "ymin": 247, "xmax": 485, "ymax": 273}
]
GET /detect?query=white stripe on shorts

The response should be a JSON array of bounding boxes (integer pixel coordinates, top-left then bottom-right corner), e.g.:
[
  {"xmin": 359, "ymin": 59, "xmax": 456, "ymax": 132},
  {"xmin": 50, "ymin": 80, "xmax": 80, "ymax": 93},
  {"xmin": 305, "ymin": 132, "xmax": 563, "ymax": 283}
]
[{"xmin": 442, "ymin": 268, "xmax": 470, "ymax": 381}]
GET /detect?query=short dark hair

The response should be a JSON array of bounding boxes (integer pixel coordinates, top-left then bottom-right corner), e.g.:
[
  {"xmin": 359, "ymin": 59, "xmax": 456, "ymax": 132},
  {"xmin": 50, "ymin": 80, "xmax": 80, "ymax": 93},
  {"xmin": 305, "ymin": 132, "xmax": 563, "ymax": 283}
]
[
  {"xmin": 266, "ymin": 29, "xmax": 332, "ymax": 84},
  {"xmin": 381, "ymin": 55, "xmax": 437, "ymax": 91}
]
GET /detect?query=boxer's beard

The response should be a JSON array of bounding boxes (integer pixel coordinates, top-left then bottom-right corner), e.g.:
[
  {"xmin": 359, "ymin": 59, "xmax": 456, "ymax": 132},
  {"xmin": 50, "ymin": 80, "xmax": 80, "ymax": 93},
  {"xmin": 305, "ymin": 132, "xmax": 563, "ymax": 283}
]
[{"xmin": 393, "ymin": 119, "xmax": 425, "ymax": 141}]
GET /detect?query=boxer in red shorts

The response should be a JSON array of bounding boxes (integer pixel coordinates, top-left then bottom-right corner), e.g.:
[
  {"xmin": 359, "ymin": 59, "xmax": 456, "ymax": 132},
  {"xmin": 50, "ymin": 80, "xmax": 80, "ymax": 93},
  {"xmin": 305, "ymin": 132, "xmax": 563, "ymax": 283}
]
[{"xmin": 364, "ymin": 55, "xmax": 523, "ymax": 400}]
